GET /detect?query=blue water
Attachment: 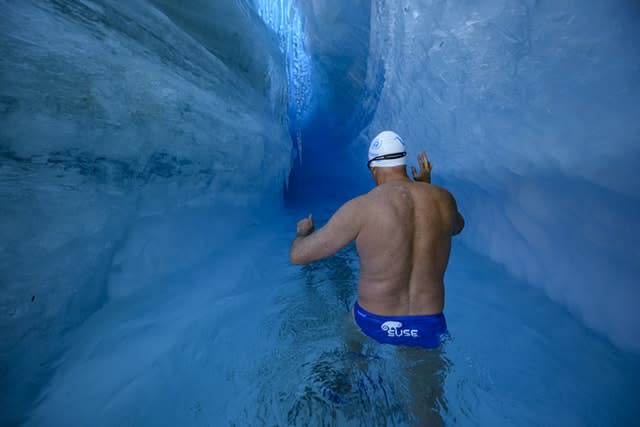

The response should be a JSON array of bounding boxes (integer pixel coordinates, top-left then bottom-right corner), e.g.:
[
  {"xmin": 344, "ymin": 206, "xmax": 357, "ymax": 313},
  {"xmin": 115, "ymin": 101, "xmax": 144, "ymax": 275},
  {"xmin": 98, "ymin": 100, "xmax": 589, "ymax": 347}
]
[{"xmin": 10, "ymin": 205, "xmax": 636, "ymax": 426}]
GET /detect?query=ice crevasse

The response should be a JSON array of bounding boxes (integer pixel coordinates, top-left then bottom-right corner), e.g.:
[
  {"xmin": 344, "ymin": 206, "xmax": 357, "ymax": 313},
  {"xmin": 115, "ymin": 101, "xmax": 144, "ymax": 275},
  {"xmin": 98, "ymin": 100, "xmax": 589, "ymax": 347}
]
[{"xmin": 0, "ymin": 0, "xmax": 639, "ymax": 421}]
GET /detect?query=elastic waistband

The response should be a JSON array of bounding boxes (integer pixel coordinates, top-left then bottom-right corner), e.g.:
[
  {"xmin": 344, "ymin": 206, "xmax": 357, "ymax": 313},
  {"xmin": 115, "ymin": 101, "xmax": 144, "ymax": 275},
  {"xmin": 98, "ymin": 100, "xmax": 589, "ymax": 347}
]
[{"xmin": 354, "ymin": 301, "xmax": 444, "ymax": 322}]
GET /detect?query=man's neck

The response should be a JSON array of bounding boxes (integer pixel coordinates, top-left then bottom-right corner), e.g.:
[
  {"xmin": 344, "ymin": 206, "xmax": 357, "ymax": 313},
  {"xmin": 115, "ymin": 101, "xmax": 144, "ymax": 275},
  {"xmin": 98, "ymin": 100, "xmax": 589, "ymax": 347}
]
[{"xmin": 374, "ymin": 167, "xmax": 410, "ymax": 185}]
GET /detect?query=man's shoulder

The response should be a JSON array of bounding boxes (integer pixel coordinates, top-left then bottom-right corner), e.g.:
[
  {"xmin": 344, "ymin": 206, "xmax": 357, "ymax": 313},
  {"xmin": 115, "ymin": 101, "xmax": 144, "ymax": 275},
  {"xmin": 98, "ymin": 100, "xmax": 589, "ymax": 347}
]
[
  {"xmin": 337, "ymin": 193, "xmax": 370, "ymax": 214},
  {"xmin": 425, "ymin": 184, "xmax": 458, "ymax": 213},
  {"xmin": 341, "ymin": 188, "xmax": 384, "ymax": 213},
  {"xmin": 415, "ymin": 181, "xmax": 453, "ymax": 199}
]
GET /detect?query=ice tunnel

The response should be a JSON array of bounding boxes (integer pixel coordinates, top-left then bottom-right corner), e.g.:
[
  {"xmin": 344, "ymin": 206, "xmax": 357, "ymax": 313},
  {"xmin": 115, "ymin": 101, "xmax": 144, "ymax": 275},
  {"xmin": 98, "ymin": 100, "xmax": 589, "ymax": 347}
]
[{"xmin": 1, "ymin": 0, "xmax": 639, "ymax": 425}]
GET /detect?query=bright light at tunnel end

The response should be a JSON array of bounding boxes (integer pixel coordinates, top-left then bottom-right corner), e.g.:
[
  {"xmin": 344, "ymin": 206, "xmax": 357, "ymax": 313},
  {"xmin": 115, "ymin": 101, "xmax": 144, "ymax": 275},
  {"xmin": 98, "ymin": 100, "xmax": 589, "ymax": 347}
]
[{"xmin": 255, "ymin": 0, "xmax": 313, "ymax": 163}]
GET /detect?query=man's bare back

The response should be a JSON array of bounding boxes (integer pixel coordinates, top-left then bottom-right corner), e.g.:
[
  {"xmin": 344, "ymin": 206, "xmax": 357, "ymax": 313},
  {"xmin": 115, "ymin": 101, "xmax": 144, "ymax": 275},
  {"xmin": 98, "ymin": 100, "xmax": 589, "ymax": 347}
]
[
  {"xmin": 289, "ymin": 153, "xmax": 463, "ymax": 318},
  {"xmin": 354, "ymin": 178, "xmax": 462, "ymax": 316}
]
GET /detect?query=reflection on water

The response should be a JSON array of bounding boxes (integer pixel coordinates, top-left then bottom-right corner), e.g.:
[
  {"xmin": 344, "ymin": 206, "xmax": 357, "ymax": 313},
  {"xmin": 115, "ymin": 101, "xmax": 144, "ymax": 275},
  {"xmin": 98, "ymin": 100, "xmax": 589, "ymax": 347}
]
[
  {"xmin": 232, "ymin": 245, "xmax": 452, "ymax": 426},
  {"xmin": 15, "ymin": 219, "xmax": 639, "ymax": 425}
]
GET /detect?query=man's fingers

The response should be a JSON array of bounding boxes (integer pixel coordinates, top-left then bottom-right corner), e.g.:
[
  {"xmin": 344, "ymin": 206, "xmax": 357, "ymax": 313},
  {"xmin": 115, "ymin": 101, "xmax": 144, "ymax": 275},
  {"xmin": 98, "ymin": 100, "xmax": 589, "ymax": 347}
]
[
  {"xmin": 422, "ymin": 152, "xmax": 432, "ymax": 172},
  {"xmin": 419, "ymin": 153, "xmax": 427, "ymax": 168},
  {"xmin": 297, "ymin": 215, "xmax": 312, "ymax": 226},
  {"xmin": 411, "ymin": 166, "xmax": 418, "ymax": 178},
  {"xmin": 296, "ymin": 214, "xmax": 314, "ymax": 236}
]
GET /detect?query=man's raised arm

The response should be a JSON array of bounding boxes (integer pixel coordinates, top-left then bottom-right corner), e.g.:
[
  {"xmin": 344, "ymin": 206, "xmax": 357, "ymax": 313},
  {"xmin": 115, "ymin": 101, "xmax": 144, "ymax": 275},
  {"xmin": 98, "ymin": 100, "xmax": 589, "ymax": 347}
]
[
  {"xmin": 289, "ymin": 197, "xmax": 363, "ymax": 265},
  {"xmin": 412, "ymin": 152, "xmax": 432, "ymax": 184}
]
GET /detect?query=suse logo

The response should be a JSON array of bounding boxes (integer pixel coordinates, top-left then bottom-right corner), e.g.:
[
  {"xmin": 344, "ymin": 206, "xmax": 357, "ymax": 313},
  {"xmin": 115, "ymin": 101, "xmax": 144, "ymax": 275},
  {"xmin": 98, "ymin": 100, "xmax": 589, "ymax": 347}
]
[{"xmin": 381, "ymin": 321, "xmax": 419, "ymax": 338}]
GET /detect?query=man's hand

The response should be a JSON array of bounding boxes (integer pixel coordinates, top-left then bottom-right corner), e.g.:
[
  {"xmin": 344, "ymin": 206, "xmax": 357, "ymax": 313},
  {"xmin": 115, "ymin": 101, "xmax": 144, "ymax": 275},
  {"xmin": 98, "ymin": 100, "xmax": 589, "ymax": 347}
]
[
  {"xmin": 411, "ymin": 152, "xmax": 432, "ymax": 183},
  {"xmin": 296, "ymin": 214, "xmax": 314, "ymax": 237}
]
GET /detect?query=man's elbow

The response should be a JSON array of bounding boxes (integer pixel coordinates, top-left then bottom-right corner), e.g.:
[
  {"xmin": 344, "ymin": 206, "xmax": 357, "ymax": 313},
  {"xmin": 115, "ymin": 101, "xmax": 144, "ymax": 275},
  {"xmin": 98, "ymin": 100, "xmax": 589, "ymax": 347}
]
[{"xmin": 289, "ymin": 248, "xmax": 310, "ymax": 265}]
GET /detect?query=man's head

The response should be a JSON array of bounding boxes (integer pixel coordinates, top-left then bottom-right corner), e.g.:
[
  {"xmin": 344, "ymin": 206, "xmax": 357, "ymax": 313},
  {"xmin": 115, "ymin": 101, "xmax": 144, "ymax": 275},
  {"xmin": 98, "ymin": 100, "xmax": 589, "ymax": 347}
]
[{"xmin": 368, "ymin": 131, "xmax": 407, "ymax": 169}]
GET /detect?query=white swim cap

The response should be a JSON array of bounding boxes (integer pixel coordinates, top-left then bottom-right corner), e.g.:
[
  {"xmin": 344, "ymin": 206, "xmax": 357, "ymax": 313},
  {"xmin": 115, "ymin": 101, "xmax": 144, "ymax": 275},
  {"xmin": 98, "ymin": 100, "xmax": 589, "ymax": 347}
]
[{"xmin": 368, "ymin": 131, "xmax": 407, "ymax": 168}]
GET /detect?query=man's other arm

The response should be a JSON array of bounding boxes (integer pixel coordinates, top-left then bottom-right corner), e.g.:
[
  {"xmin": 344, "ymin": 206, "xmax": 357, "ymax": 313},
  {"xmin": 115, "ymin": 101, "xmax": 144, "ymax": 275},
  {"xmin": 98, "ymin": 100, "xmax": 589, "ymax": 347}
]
[
  {"xmin": 453, "ymin": 211, "xmax": 465, "ymax": 236},
  {"xmin": 290, "ymin": 197, "xmax": 363, "ymax": 265},
  {"xmin": 451, "ymin": 196, "xmax": 465, "ymax": 236}
]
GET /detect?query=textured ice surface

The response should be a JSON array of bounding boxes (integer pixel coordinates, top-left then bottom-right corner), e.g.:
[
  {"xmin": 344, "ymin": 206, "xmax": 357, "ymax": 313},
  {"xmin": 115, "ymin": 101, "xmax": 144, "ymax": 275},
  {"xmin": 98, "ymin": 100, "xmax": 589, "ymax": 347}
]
[
  {"xmin": 21, "ymin": 210, "xmax": 292, "ymax": 427},
  {"xmin": 0, "ymin": 0, "xmax": 291, "ymax": 195},
  {"xmin": 296, "ymin": 0, "xmax": 373, "ymax": 139},
  {"xmin": 255, "ymin": 0, "xmax": 313, "ymax": 156},
  {"xmin": 0, "ymin": 0, "xmax": 291, "ymax": 420}
]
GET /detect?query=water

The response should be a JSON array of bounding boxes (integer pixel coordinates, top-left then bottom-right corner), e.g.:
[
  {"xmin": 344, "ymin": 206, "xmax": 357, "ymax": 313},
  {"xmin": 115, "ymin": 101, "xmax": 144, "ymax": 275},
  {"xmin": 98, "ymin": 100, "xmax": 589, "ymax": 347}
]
[
  {"xmin": 20, "ymin": 207, "xmax": 638, "ymax": 426},
  {"xmin": 228, "ymin": 210, "xmax": 640, "ymax": 426},
  {"xmin": 441, "ymin": 244, "xmax": 640, "ymax": 426}
]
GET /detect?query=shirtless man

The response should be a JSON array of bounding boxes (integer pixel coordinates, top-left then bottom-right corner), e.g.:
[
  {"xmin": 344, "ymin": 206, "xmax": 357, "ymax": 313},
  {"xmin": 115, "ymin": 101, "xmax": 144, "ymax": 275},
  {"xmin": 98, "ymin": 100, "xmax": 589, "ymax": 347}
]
[{"xmin": 289, "ymin": 130, "xmax": 464, "ymax": 349}]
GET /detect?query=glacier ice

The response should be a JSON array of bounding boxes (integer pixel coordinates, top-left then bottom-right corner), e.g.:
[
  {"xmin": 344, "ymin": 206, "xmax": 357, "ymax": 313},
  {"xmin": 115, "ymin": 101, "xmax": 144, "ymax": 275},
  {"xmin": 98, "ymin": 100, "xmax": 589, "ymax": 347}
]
[
  {"xmin": 255, "ymin": 0, "xmax": 313, "ymax": 158},
  {"xmin": 1, "ymin": 0, "xmax": 639, "ymax": 424},
  {"xmin": 0, "ymin": 0, "xmax": 292, "ymax": 421},
  {"xmin": 0, "ymin": 0, "xmax": 292, "ymax": 321}
]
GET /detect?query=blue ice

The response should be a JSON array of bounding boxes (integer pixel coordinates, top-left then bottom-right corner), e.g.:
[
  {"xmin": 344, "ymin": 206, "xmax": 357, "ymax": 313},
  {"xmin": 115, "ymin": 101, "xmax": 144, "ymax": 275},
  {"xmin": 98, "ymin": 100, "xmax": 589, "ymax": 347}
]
[{"xmin": 1, "ymin": 0, "xmax": 639, "ymax": 425}]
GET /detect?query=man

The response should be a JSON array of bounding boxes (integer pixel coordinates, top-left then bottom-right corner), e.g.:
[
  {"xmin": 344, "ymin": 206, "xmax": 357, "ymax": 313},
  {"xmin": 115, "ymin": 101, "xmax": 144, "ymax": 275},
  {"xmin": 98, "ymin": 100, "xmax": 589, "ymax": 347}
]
[{"xmin": 289, "ymin": 130, "xmax": 464, "ymax": 349}]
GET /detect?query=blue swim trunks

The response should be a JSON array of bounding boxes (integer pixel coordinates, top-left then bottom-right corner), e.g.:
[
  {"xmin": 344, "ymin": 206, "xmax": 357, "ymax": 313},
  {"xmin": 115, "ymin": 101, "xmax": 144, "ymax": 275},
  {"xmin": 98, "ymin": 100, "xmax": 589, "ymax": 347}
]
[{"xmin": 353, "ymin": 301, "xmax": 448, "ymax": 349}]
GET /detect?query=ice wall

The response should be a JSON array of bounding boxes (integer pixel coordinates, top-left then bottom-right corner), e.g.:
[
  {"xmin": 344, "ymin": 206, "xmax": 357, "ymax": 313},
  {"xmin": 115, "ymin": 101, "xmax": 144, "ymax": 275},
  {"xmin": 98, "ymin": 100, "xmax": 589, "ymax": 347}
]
[
  {"xmin": 0, "ymin": 0, "xmax": 292, "ymax": 414},
  {"xmin": 254, "ymin": 0, "xmax": 312, "ymax": 156},
  {"xmin": 359, "ymin": 0, "xmax": 640, "ymax": 351},
  {"xmin": 296, "ymin": 0, "xmax": 372, "ymax": 139}
]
